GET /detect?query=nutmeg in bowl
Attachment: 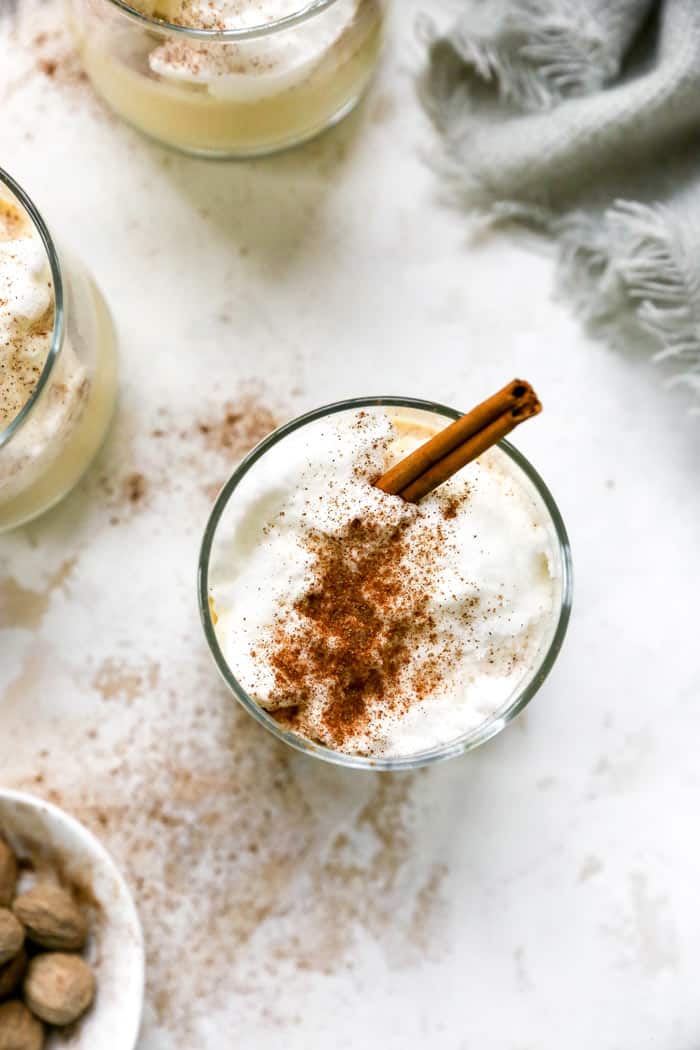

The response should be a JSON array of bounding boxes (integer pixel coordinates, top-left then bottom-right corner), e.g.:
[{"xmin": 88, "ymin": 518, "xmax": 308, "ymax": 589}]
[{"xmin": 0, "ymin": 790, "xmax": 143, "ymax": 1050}]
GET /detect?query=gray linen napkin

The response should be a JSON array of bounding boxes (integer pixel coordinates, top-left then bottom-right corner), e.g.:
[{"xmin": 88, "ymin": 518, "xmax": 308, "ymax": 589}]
[{"xmin": 424, "ymin": 0, "xmax": 700, "ymax": 399}]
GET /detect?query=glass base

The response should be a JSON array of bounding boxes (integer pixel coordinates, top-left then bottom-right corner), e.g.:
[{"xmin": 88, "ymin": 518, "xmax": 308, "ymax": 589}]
[{"xmin": 98, "ymin": 85, "xmax": 370, "ymax": 160}]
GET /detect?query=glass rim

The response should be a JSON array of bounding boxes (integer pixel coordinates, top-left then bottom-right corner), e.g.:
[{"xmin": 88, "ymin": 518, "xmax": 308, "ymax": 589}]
[
  {"xmin": 198, "ymin": 395, "xmax": 574, "ymax": 772},
  {"xmin": 0, "ymin": 167, "xmax": 65, "ymax": 451},
  {"xmin": 99, "ymin": 0, "xmax": 344, "ymax": 41}
]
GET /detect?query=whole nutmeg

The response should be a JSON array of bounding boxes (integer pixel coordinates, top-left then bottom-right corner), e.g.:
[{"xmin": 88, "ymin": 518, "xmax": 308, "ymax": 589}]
[
  {"xmin": 0, "ymin": 1001, "xmax": 44, "ymax": 1050},
  {"xmin": 0, "ymin": 949, "xmax": 27, "ymax": 1001},
  {"xmin": 0, "ymin": 911, "xmax": 24, "ymax": 966},
  {"xmin": 12, "ymin": 885, "xmax": 87, "ymax": 951},
  {"xmin": 0, "ymin": 841, "xmax": 17, "ymax": 909},
  {"xmin": 24, "ymin": 953, "xmax": 95, "ymax": 1027}
]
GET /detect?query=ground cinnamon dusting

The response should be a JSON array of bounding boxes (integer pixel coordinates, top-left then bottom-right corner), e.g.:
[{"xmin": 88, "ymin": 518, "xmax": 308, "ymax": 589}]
[
  {"xmin": 97, "ymin": 395, "xmax": 278, "ymax": 522},
  {"xmin": 124, "ymin": 472, "xmax": 147, "ymax": 504},
  {"xmin": 196, "ymin": 400, "xmax": 277, "ymax": 456},
  {"xmin": 263, "ymin": 502, "xmax": 465, "ymax": 752},
  {"xmin": 30, "ymin": 23, "xmax": 88, "ymax": 87},
  {"xmin": 442, "ymin": 491, "xmax": 469, "ymax": 520}
]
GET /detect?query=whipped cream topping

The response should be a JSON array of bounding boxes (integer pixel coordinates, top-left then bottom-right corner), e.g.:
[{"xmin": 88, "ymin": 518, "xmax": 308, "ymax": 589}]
[
  {"xmin": 142, "ymin": 0, "xmax": 336, "ymax": 30},
  {"xmin": 0, "ymin": 195, "xmax": 54, "ymax": 429},
  {"xmin": 136, "ymin": 0, "xmax": 360, "ymax": 101},
  {"xmin": 209, "ymin": 407, "xmax": 563, "ymax": 758}
]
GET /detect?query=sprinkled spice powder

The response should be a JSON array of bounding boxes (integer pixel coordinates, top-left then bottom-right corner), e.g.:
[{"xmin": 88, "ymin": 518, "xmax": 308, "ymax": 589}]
[{"xmin": 262, "ymin": 503, "xmax": 466, "ymax": 751}]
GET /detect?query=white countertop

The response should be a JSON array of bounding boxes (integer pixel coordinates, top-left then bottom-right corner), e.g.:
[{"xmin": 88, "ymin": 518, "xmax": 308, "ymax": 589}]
[{"xmin": 2, "ymin": 2, "xmax": 699, "ymax": 1047}]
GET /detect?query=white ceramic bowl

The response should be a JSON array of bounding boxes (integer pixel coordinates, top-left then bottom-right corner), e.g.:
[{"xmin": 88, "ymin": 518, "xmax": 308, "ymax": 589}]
[{"xmin": 0, "ymin": 789, "xmax": 144, "ymax": 1049}]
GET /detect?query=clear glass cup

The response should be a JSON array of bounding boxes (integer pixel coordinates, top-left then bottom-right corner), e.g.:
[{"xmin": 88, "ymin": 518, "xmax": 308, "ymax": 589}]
[
  {"xmin": 0, "ymin": 169, "xmax": 118, "ymax": 532},
  {"xmin": 198, "ymin": 396, "xmax": 573, "ymax": 771},
  {"xmin": 70, "ymin": 0, "xmax": 388, "ymax": 157}
]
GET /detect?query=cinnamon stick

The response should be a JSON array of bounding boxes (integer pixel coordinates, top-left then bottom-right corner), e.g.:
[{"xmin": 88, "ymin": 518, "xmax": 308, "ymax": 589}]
[{"xmin": 375, "ymin": 380, "xmax": 541, "ymax": 504}]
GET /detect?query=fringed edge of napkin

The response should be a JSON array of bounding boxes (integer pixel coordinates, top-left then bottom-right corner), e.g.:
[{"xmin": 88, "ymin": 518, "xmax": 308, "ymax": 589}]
[
  {"xmin": 557, "ymin": 201, "xmax": 700, "ymax": 400},
  {"xmin": 437, "ymin": 0, "xmax": 618, "ymax": 111},
  {"xmin": 471, "ymin": 198, "xmax": 700, "ymax": 399},
  {"xmin": 428, "ymin": 161, "xmax": 700, "ymax": 400}
]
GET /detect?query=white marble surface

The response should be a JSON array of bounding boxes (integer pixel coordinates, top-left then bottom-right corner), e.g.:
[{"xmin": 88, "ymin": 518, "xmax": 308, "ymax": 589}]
[{"xmin": 1, "ymin": 2, "xmax": 700, "ymax": 1047}]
